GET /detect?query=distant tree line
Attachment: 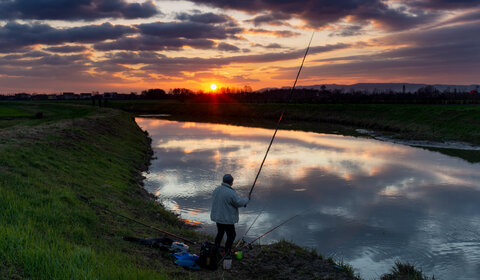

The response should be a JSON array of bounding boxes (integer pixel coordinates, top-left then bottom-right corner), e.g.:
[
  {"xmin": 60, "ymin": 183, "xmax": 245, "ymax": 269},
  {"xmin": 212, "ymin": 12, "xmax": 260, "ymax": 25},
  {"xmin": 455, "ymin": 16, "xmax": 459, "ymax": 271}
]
[
  {"xmin": 2, "ymin": 85, "xmax": 478, "ymax": 104},
  {"xmin": 140, "ymin": 85, "xmax": 480, "ymax": 105}
]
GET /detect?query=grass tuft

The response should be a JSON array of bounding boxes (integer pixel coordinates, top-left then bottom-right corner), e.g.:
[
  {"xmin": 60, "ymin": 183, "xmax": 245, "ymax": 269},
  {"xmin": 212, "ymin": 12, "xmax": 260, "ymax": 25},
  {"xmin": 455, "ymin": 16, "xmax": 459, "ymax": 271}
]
[{"xmin": 381, "ymin": 262, "xmax": 435, "ymax": 280}]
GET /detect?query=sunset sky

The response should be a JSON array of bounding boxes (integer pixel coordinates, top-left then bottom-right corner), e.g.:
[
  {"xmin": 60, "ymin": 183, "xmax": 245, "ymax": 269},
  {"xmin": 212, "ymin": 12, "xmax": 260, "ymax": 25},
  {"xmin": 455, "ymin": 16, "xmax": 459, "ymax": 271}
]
[{"xmin": 0, "ymin": 0, "xmax": 479, "ymax": 93}]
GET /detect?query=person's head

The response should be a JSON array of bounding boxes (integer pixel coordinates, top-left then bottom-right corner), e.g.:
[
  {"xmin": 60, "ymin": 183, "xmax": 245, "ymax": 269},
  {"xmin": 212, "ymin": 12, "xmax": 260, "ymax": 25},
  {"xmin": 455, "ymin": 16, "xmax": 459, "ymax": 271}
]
[{"xmin": 223, "ymin": 174, "xmax": 234, "ymax": 186}]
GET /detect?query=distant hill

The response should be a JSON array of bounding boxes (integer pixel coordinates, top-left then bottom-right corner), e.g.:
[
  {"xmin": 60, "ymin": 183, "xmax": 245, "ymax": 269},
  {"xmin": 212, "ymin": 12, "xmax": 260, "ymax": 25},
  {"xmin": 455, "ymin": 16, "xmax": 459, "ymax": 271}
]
[{"xmin": 261, "ymin": 83, "xmax": 479, "ymax": 93}]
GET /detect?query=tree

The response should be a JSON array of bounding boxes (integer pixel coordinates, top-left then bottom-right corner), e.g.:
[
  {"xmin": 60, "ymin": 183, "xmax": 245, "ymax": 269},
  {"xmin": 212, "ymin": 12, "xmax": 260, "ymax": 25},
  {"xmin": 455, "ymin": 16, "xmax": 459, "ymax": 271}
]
[{"xmin": 141, "ymin": 89, "xmax": 166, "ymax": 99}]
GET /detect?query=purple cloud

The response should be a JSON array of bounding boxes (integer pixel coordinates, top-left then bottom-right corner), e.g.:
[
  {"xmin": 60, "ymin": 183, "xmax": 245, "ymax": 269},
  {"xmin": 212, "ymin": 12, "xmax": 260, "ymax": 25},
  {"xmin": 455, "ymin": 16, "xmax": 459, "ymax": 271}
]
[
  {"xmin": 0, "ymin": 21, "xmax": 135, "ymax": 52},
  {"xmin": 406, "ymin": 0, "xmax": 480, "ymax": 9},
  {"xmin": 137, "ymin": 21, "xmax": 241, "ymax": 40},
  {"xmin": 246, "ymin": 12, "xmax": 292, "ymax": 26},
  {"xmin": 176, "ymin": 12, "xmax": 233, "ymax": 24},
  {"xmin": 217, "ymin": 42, "xmax": 241, "ymax": 52},
  {"xmin": 44, "ymin": 45, "xmax": 89, "ymax": 53},
  {"xmin": 188, "ymin": 0, "xmax": 434, "ymax": 30},
  {"xmin": 0, "ymin": 0, "xmax": 158, "ymax": 20},
  {"xmin": 91, "ymin": 19, "xmax": 245, "ymax": 51},
  {"xmin": 94, "ymin": 35, "xmax": 216, "ymax": 51}
]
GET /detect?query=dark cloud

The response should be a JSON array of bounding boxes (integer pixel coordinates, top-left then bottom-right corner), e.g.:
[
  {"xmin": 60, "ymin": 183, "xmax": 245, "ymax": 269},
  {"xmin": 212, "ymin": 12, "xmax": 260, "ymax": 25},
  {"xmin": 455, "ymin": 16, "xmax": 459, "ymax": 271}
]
[
  {"xmin": 264, "ymin": 43, "xmax": 283, "ymax": 49},
  {"xmin": 251, "ymin": 42, "xmax": 284, "ymax": 49},
  {"xmin": 0, "ymin": 21, "xmax": 135, "ymax": 53},
  {"xmin": 329, "ymin": 25, "xmax": 364, "ymax": 37},
  {"xmin": 3, "ymin": 51, "xmax": 49, "ymax": 60},
  {"xmin": 406, "ymin": 0, "xmax": 480, "ymax": 9},
  {"xmin": 0, "ymin": 52, "xmax": 89, "ymax": 67},
  {"xmin": 247, "ymin": 28, "xmax": 300, "ymax": 37},
  {"xmin": 188, "ymin": 0, "xmax": 434, "ymax": 30},
  {"xmin": 176, "ymin": 12, "xmax": 233, "ymax": 24},
  {"xmin": 0, "ymin": 0, "xmax": 158, "ymax": 20},
  {"xmin": 93, "ymin": 35, "xmax": 216, "ymax": 51},
  {"xmin": 137, "ymin": 21, "xmax": 242, "ymax": 40},
  {"xmin": 44, "ymin": 45, "xmax": 89, "ymax": 53},
  {"xmin": 217, "ymin": 42, "xmax": 240, "ymax": 52},
  {"xmin": 245, "ymin": 12, "xmax": 292, "ymax": 26},
  {"xmin": 93, "ymin": 20, "xmax": 244, "ymax": 51},
  {"xmin": 349, "ymin": 2, "xmax": 435, "ymax": 31}
]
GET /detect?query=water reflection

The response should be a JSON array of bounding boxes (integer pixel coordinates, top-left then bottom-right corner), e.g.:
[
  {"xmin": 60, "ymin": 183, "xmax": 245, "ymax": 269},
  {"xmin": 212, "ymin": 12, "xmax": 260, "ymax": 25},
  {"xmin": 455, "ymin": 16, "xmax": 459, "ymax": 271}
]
[{"xmin": 137, "ymin": 118, "xmax": 480, "ymax": 280}]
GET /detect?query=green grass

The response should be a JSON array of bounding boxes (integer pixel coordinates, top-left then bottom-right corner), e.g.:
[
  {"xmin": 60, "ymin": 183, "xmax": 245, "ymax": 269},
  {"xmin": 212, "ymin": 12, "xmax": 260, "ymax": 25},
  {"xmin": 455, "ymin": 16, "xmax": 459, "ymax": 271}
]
[
  {"xmin": 0, "ymin": 105, "xmax": 31, "ymax": 117},
  {"xmin": 0, "ymin": 101, "xmax": 95, "ymax": 129},
  {"xmin": 0, "ymin": 102, "xmax": 195, "ymax": 279},
  {"xmin": 381, "ymin": 262, "xmax": 435, "ymax": 280}
]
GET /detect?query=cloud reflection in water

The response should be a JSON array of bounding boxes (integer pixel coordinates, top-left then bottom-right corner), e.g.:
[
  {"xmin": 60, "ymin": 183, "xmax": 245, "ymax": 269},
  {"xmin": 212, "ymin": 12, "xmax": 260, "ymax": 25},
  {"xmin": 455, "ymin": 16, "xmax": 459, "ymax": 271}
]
[{"xmin": 137, "ymin": 118, "xmax": 480, "ymax": 279}]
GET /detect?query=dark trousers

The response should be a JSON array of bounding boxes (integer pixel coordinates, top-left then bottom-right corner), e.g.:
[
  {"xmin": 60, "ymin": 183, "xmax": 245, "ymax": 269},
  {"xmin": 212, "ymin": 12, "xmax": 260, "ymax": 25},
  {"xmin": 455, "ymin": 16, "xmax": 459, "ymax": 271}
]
[{"xmin": 215, "ymin": 223, "xmax": 236, "ymax": 255}]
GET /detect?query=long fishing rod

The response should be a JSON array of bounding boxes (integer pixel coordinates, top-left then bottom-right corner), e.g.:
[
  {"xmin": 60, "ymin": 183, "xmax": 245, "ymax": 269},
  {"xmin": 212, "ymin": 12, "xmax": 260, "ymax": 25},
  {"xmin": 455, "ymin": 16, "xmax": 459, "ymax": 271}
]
[
  {"xmin": 78, "ymin": 195, "xmax": 196, "ymax": 245},
  {"xmin": 239, "ymin": 34, "xmax": 314, "ymax": 245},
  {"xmin": 248, "ymin": 32, "xmax": 314, "ymax": 198}
]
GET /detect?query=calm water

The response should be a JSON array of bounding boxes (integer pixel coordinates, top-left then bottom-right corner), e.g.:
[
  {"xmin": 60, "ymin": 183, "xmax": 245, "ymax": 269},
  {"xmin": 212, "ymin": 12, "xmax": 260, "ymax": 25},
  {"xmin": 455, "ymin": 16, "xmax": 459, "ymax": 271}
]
[{"xmin": 136, "ymin": 118, "xmax": 480, "ymax": 280}]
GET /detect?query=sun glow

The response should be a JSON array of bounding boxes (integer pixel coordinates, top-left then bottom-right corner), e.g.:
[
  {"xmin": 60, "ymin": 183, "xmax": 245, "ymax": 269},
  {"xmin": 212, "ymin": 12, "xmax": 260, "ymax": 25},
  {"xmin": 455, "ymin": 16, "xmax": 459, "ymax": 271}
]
[{"xmin": 210, "ymin": 83, "xmax": 217, "ymax": 91}]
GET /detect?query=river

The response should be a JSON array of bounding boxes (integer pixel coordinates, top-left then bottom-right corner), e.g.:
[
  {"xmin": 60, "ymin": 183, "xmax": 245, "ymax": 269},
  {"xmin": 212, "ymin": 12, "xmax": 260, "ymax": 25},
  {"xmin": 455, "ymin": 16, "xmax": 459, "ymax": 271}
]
[{"xmin": 136, "ymin": 118, "xmax": 480, "ymax": 279}]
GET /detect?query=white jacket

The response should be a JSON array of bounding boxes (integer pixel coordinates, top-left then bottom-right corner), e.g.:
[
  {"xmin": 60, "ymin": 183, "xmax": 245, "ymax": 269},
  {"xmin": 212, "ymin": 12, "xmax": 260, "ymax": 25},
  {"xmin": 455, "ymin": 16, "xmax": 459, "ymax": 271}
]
[{"xmin": 210, "ymin": 182, "xmax": 249, "ymax": 224}]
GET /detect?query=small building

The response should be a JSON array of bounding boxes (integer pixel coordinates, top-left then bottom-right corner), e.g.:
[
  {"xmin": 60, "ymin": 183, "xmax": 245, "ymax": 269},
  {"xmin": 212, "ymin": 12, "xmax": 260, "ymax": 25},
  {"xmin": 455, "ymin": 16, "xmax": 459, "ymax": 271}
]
[
  {"xmin": 80, "ymin": 93, "xmax": 92, "ymax": 99},
  {"xmin": 103, "ymin": 92, "xmax": 118, "ymax": 99},
  {"xmin": 62, "ymin": 92, "xmax": 77, "ymax": 100},
  {"xmin": 31, "ymin": 94, "xmax": 48, "ymax": 100},
  {"xmin": 14, "ymin": 93, "xmax": 31, "ymax": 100}
]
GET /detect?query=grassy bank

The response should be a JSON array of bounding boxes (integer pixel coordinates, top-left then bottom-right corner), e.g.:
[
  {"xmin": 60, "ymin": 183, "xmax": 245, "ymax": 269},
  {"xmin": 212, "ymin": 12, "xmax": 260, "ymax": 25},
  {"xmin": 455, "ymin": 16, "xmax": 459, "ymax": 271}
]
[
  {"xmin": 0, "ymin": 102, "xmax": 194, "ymax": 279},
  {"xmin": 0, "ymin": 101, "xmax": 434, "ymax": 279},
  {"xmin": 108, "ymin": 100, "xmax": 480, "ymax": 145}
]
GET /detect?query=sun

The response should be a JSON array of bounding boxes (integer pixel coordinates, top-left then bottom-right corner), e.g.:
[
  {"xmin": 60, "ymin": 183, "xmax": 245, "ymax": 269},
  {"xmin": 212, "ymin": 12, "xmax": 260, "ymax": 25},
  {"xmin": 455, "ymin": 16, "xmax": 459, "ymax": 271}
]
[{"xmin": 210, "ymin": 83, "xmax": 217, "ymax": 91}]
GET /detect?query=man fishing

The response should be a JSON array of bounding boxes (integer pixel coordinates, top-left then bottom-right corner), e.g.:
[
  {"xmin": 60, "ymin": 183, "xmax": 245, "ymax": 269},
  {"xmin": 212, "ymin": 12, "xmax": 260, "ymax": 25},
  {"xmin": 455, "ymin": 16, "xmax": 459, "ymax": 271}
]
[{"xmin": 210, "ymin": 174, "xmax": 250, "ymax": 256}]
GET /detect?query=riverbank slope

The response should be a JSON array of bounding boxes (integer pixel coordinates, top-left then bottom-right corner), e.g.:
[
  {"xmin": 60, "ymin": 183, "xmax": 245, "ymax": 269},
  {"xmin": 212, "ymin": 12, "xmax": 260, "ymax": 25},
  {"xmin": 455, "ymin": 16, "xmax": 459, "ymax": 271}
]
[{"xmin": 0, "ymin": 102, "xmax": 193, "ymax": 279}]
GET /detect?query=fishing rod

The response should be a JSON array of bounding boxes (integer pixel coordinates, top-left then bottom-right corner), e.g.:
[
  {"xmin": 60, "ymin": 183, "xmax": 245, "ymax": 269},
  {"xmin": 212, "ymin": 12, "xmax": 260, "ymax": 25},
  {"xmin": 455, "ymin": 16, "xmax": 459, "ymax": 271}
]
[
  {"xmin": 243, "ymin": 210, "xmax": 306, "ymax": 248},
  {"xmin": 248, "ymin": 32, "xmax": 314, "ymax": 198},
  {"xmin": 78, "ymin": 195, "xmax": 196, "ymax": 245},
  {"xmin": 238, "ymin": 33, "xmax": 314, "ymax": 245},
  {"xmin": 233, "ymin": 204, "xmax": 267, "ymax": 249}
]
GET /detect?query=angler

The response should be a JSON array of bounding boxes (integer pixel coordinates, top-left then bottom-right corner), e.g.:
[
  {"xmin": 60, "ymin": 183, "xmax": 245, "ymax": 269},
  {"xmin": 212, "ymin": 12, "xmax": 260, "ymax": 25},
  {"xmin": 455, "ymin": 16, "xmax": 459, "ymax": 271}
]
[{"xmin": 210, "ymin": 174, "xmax": 250, "ymax": 257}]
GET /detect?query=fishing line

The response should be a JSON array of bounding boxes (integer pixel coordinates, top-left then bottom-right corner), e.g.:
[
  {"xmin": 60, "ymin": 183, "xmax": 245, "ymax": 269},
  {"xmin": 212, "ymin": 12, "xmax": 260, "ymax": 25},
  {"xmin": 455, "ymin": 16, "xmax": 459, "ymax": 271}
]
[
  {"xmin": 234, "ymin": 203, "xmax": 267, "ymax": 249},
  {"xmin": 243, "ymin": 207, "xmax": 313, "ymax": 248},
  {"xmin": 78, "ymin": 195, "xmax": 196, "ymax": 245}
]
